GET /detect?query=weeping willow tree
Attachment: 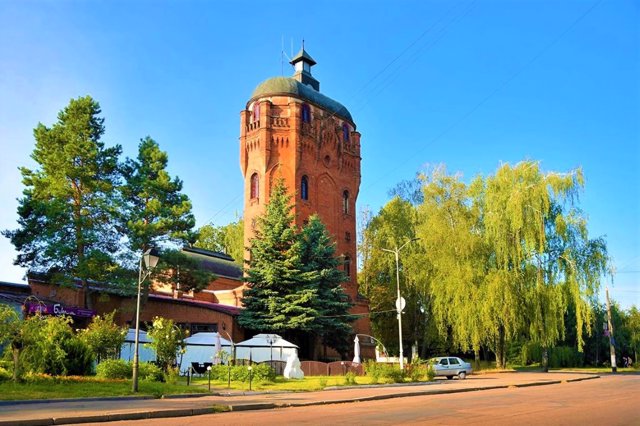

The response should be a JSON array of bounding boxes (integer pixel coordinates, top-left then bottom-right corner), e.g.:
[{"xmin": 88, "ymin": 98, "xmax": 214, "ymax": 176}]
[
  {"xmin": 480, "ymin": 161, "xmax": 607, "ymax": 368},
  {"xmin": 415, "ymin": 167, "xmax": 489, "ymax": 365}
]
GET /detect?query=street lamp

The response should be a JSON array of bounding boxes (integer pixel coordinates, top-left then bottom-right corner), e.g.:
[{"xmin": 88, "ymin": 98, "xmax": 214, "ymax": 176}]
[
  {"xmin": 247, "ymin": 366, "xmax": 253, "ymax": 391},
  {"xmin": 132, "ymin": 248, "xmax": 160, "ymax": 392},
  {"xmin": 381, "ymin": 237, "xmax": 419, "ymax": 370},
  {"xmin": 220, "ymin": 329, "xmax": 235, "ymax": 388},
  {"xmin": 266, "ymin": 334, "xmax": 275, "ymax": 368}
]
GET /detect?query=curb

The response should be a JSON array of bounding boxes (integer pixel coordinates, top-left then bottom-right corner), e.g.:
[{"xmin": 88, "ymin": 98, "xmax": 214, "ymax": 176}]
[
  {"xmin": 0, "ymin": 375, "xmax": 601, "ymax": 425},
  {"xmin": 0, "ymin": 393, "xmax": 208, "ymax": 407}
]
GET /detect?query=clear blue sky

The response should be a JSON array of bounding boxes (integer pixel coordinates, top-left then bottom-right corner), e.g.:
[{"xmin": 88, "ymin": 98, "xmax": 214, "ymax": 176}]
[{"xmin": 1, "ymin": 0, "xmax": 638, "ymax": 309}]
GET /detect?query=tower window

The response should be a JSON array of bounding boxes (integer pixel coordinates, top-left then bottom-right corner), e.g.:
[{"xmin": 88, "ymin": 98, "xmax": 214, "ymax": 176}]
[
  {"xmin": 301, "ymin": 175, "xmax": 309, "ymax": 200},
  {"xmin": 250, "ymin": 173, "xmax": 259, "ymax": 199},
  {"xmin": 344, "ymin": 255, "xmax": 351, "ymax": 278},
  {"xmin": 345, "ymin": 232, "xmax": 351, "ymax": 242},
  {"xmin": 252, "ymin": 103, "xmax": 260, "ymax": 122},
  {"xmin": 342, "ymin": 190, "xmax": 350, "ymax": 215},
  {"xmin": 301, "ymin": 104, "xmax": 311, "ymax": 123},
  {"xmin": 342, "ymin": 123, "xmax": 350, "ymax": 142}
]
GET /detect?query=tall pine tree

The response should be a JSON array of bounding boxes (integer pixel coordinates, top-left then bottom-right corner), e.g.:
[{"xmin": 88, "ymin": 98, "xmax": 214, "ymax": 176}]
[{"xmin": 3, "ymin": 96, "xmax": 122, "ymax": 308}]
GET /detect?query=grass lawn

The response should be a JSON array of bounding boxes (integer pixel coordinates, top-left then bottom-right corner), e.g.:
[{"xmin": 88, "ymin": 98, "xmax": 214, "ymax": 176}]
[{"xmin": 0, "ymin": 378, "xmax": 208, "ymax": 401}]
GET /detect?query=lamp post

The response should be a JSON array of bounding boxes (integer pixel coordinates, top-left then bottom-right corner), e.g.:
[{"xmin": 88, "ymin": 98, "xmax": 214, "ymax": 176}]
[
  {"xmin": 207, "ymin": 365, "xmax": 212, "ymax": 391},
  {"xmin": 132, "ymin": 248, "xmax": 160, "ymax": 393},
  {"xmin": 220, "ymin": 329, "xmax": 235, "ymax": 388},
  {"xmin": 247, "ymin": 366, "xmax": 253, "ymax": 391},
  {"xmin": 266, "ymin": 334, "xmax": 275, "ymax": 368},
  {"xmin": 381, "ymin": 238, "xmax": 419, "ymax": 370}
]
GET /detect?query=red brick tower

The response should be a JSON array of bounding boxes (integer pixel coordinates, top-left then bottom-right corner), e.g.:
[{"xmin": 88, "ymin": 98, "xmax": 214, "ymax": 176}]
[{"xmin": 239, "ymin": 48, "xmax": 370, "ymax": 347}]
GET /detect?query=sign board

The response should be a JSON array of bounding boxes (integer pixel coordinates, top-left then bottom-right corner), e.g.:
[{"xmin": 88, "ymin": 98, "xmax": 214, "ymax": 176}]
[{"xmin": 395, "ymin": 297, "xmax": 406, "ymax": 313}]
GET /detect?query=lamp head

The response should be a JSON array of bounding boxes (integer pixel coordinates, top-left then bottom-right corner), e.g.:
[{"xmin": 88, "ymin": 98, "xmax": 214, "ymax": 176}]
[
  {"xmin": 207, "ymin": 366, "xmax": 212, "ymax": 371},
  {"xmin": 143, "ymin": 248, "xmax": 160, "ymax": 269}
]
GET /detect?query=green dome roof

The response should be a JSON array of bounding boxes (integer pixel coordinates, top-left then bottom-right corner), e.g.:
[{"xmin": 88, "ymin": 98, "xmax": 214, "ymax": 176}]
[{"xmin": 251, "ymin": 76, "xmax": 353, "ymax": 123}]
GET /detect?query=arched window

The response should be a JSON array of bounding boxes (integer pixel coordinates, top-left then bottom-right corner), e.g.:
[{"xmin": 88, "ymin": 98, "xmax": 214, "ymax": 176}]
[
  {"xmin": 344, "ymin": 255, "xmax": 351, "ymax": 278},
  {"xmin": 250, "ymin": 173, "xmax": 259, "ymax": 199},
  {"xmin": 342, "ymin": 123, "xmax": 350, "ymax": 142},
  {"xmin": 301, "ymin": 175, "xmax": 309, "ymax": 200},
  {"xmin": 342, "ymin": 190, "xmax": 350, "ymax": 215},
  {"xmin": 252, "ymin": 103, "xmax": 260, "ymax": 122},
  {"xmin": 301, "ymin": 104, "xmax": 311, "ymax": 123}
]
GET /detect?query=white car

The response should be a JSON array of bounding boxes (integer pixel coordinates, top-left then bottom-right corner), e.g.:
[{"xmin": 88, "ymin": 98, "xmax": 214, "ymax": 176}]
[{"xmin": 429, "ymin": 356, "xmax": 472, "ymax": 379}]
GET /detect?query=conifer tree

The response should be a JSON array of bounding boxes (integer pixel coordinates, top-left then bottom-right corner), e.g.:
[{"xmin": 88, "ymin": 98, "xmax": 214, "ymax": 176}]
[
  {"xmin": 238, "ymin": 179, "xmax": 318, "ymax": 332},
  {"xmin": 120, "ymin": 136, "xmax": 196, "ymax": 255},
  {"xmin": 3, "ymin": 96, "xmax": 122, "ymax": 308},
  {"xmin": 298, "ymin": 214, "xmax": 354, "ymax": 355}
]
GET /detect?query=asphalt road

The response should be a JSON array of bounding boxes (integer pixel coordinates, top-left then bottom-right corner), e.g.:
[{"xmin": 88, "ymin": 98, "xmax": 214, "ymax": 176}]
[{"xmin": 97, "ymin": 374, "xmax": 639, "ymax": 426}]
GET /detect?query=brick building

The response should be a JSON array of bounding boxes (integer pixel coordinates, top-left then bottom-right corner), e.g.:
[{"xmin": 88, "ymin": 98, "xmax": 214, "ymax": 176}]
[{"xmin": 240, "ymin": 47, "xmax": 372, "ymax": 348}]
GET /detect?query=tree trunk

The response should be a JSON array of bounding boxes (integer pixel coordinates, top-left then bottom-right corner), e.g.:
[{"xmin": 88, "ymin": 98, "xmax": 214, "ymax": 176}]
[
  {"xmin": 542, "ymin": 347, "xmax": 549, "ymax": 372},
  {"xmin": 495, "ymin": 328, "xmax": 506, "ymax": 369},
  {"xmin": 474, "ymin": 348, "xmax": 481, "ymax": 372},
  {"xmin": 12, "ymin": 347, "xmax": 20, "ymax": 381}
]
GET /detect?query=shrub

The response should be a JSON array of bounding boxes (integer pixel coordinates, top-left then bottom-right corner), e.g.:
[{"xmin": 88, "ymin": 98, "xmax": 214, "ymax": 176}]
[
  {"xmin": 96, "ymin": 359, "xmax": 131, "ymax": 379},
  {"xmin": 426, "ymin": 364, "xmax": 435, "ymax": 381},
  {"xmin": 145, "ymin": 317, "xmax": 187, "ymax": 372},
  {"xmin": 382, "ymin": 365, "xmax": 405, "ymax": 383},
  {"xmin": 139, "ymin": 362, "xmax": 164, "ymax": 382},
  {"xmin": 79, "ymin": 311, "xmax": 126, "ymax": 363},
  {"xmin": 230, "ymin": 364, "xmax": 275, "ymax": 382},
  {"xmin": 343, "ymin": 371, "xmax": 356, "ymax": 385},
  {"xmin": 406, "ymin": 358, "xmax": 428, "ymax": 382},
  {"xmin": 60, "ymin": 337, "xmax": 93, "ymax": 376},
  {"xmin": 0, "ymin": 366, "xmax": 11, "ymax": 382},
  {"xmin": 364, "ymin": 360, "xmax": 382, "ymax": 384}
]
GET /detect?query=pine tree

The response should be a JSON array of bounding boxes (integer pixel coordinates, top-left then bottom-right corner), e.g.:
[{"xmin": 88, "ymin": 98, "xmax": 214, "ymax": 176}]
[
  {"xmin": 238, "ymin": 179, "xmax": 318, "ymax": 332},
  {"xmin": 3, "ymin": 96, "xmax": 122, "ymax": 308},
  {"xmin": 120, "ymin": 136, "xmax": 196, "ymax": 255}
]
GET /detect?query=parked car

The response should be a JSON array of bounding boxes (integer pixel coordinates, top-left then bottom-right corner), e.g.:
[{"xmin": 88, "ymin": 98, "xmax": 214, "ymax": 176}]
[{"xmin": 429, "ymin": 357, "xmax": 472, "ymax": 379}]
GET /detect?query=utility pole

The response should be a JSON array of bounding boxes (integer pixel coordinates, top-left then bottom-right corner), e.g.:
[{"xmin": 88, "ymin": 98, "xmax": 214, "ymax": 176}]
[{"xmin": 605, "ymin": 286, "xmax": 617, "ymax": 373}]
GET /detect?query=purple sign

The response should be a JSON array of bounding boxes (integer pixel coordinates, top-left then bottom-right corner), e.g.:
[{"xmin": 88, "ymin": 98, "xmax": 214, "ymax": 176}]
[{"xmin": 25, "ymin": 302, "xmax": 95, "ymax": 318}]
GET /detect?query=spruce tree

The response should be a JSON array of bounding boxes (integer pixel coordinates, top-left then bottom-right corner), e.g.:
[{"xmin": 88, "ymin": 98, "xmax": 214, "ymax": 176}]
[
  {"xmin": 3, "ymin": 96, "xmax": 122, "ymax": 308},
  {"xmin": 238, "ymin": 179, "xmax": 318, "ymax": 332},
  {"xmin": 298, "ymin": 214, "xmax": 354, "ymax": 356}
]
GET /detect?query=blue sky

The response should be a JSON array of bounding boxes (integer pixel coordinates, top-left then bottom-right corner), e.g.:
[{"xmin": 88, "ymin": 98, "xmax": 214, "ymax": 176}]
[{"xmin": 0, "ymin": 0, "xmax": 638, "ymax": 309}]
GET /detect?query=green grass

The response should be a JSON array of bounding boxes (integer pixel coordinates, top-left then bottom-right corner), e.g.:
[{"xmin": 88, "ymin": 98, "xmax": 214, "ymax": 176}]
[
  {"xmin": 0, "ymin": 378, "xmax": 207, "ymax": 401},
  {"xmin": 190, "ymin": 374, "xmax": 401, "ymax": 392}
]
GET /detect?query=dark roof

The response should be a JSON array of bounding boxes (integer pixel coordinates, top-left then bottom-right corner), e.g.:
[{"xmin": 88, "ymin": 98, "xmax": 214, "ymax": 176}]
[
  {"xmin": 182, "ymin": 247, "xmax": 242, "ymax": 280},
  {"xmin": 290, "ymin": 48, "xmax": 316, "ymax": 66},
  {"xmin": 149, "ymin": 293, "xmax": 242, "ymax": 316},
  {"xmin": 250, "ymin": 76, "xmax": 353, "ymax": 124}
]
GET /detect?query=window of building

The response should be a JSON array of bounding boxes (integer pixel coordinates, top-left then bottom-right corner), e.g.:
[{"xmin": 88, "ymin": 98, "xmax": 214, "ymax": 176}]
[
  {"xmin": 342, "ymin": 190, "xmax": 350, "ymax": 215},
  {"xmin": 301, "ymin": 175, "xmax": 309, "ymax": 200},
  {"xmin": 345, "ymin": 232, "xmax": 351, "ymax": 242},
  {"xmin": 252, "ymin": 103, "xmax": 260, "ymax": 122},
  {"xmin": 344, "ymin": 255, "xmax": 351, "ymax": 278},
  {"xmin": 250, "ymin": 173, "xmax": 259, "ymax": 199},
  {"xmin": 190, "ymin": 323, "xmax": 218, "ymax": 335},
  {"xmin": 342, "ymin": 123, "xmax": 350, "ymax": 142},
  {"xmin": 301, "ymin": 104, "xmax": 311, "ymax": 123}
]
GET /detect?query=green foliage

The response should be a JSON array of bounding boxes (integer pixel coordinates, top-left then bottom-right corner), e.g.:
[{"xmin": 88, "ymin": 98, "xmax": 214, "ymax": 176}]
[
  {"xmin": 96, "ymin": 359, "xmax": 131, "ymax": 379},
  {"xmin": 140, "ymin": 362, "xmax": 165, "ymax": 382},
  {"xmin": 364, "ymin": 360, "xmax": 382, "ymax": 384},
  {"xmin": 343, "ymin": 371, "xmax": 357, "ymax": 385},
  {"xmin": 239, "ymin": 179, "xmax": 318, "ymax": 332},
  {"xmin": 120, "ymin": 136, "xmax": 196, "ymax": 258},
  {"xmin": 19, "ymin": 315, "xmax": 93, "ymax": 376},
  {"xmin": 96, "ymin": 359, "xmax": 163, "ymax": 381},
  {"xmin": 79, "ymin": 311, "xmax": 126, "ymax": 363},
  {"xmin": 195, "ymin": 219, "xmax": 244, "ymax": 265},
  {"xmin": 363, "ymin": 361, "xmax": 406, "ymax": 383},
  {"xmin": 3, "ymin": 96, "xmax": 122, "ymax": 308},
  {"xmin": 153, "ymin": 248, "xmax": 217, "ymax": 293},
  {"xmin": 230, "ymin": 364, "xmax": 275, "ymax": 382},
  {"xmin": 145, "ymin": 317, "xmax": 187, "ymax": 372},
  {"xmin": 406, "ymin": 358, "xmax": 429, "ymax": 382}
]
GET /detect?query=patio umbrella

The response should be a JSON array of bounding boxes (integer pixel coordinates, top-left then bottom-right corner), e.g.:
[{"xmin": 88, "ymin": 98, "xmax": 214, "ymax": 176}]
[
  {"xmin": 214, "ymin": 332, "xmax": 222, "ymax": 365},
  {"xmin": 352, "ymin": 335, "xmax": 361, "ymax": 364}
]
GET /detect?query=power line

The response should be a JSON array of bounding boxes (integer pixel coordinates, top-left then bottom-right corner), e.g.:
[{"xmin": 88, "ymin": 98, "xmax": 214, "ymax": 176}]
[{"xmin": 363, "ymin": 0, "xmax": 604, "ymax": 193}]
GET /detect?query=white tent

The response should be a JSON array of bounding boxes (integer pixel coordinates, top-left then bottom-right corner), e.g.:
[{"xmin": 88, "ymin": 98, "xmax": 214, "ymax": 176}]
[
  {"xmin": 235, "ymin": 334, "xmax": 298, "ymax": 363},
  {"xmin": 181, "ymin": 332, "xmax": 233, "ymax": 368},
  {"xmin": 120, "ymin": 329, "xmax": 156, "ymax": 363}
]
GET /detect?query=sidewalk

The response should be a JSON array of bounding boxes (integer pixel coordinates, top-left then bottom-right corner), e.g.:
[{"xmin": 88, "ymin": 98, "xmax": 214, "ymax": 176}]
[{"xmin": 0, "ymin": 372, "xmax": 599, "ymax": 425}]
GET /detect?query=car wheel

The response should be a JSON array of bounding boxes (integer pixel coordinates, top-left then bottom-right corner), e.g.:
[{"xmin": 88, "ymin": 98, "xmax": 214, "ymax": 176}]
[
  {"xmin": 458, "ymin": 371, "xmax": 467, "ymax": 380},
  {"xmin": 446, "ymin": 375, "xmax": 454, "ymax": 380}
]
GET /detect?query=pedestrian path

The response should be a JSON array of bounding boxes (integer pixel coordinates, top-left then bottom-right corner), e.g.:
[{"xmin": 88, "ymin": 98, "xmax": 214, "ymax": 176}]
[{"xmin": 0, "ymin": 372, "xmax": 599, "ymax": 425}]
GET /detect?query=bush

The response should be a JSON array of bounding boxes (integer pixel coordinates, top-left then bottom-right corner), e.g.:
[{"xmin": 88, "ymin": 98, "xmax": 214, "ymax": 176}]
[
  {"xmin": 79, "ymin": 311, "xmax": 126, "ymax": 363},
  {"xmin": 230, "ymin": 364, "xmax": 275, "ymax": 382},
  {"xmin": 0, "ymin": 366, "xmax": 11, "ymax": 382},
  {"xmin": 549, "ymin": 346, "xmax": 584, "ymax": 368},
  {"xmin": 96, "ymin": 359, "xmax": 131, "ymax": 379},
  {"xmin": 364, "ymin": 360, "xmax": 382, "ymax": 384},
  {"xmin": 343, "ymin": 371, "xmax": 356, "ymax": 385},
  {"xmin": 139, "ymin": 362, "xmax": 164, "ymax": 382},
  {"xmin": 60, "ymin": 337, "xmax": 93, "ymax": 376},
  {"xmin": 406, "ymin": 358, "xmax": 428, "ymax": 382},
  {"xmin": 382, "ymin": 365, "xmax": 406, "ymax": 383},
  {"xmin": 426, "ymin": 364, "xmax": 435, "ymax": 381}
]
